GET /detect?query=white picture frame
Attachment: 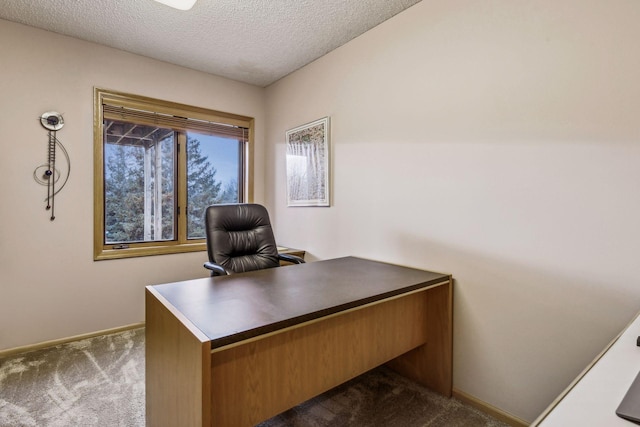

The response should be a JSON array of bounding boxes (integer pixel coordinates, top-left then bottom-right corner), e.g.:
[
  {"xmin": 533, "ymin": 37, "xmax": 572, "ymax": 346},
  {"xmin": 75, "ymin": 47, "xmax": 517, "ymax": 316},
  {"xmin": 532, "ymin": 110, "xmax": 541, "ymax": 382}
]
[{"xmin": 285, "ymin": 117, "xmax": 330, "ymax": 207}]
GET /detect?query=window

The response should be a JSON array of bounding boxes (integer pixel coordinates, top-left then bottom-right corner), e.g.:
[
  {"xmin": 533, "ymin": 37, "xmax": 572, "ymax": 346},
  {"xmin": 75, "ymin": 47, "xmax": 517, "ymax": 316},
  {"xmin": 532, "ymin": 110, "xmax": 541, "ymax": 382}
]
[{"xmin": 94, "ymin": 88, "xmax": 253, "ymax": 260}]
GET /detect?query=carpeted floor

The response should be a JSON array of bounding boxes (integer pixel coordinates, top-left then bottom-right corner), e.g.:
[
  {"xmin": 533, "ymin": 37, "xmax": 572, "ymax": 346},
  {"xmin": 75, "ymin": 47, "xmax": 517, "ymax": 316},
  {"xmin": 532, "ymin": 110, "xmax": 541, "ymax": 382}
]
[
  {"xmin": 0, "ymin": 328, "xmax": 510, "ymax": 427},
  {"xmin": 0, "ymin": 329, "xmax": 145, "ymax": 427}
]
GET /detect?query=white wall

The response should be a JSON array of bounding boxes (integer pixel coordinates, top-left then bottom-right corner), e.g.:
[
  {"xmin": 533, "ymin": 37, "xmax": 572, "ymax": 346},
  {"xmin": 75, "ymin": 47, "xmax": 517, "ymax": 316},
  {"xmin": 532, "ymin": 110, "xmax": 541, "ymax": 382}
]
[
  {"xmin": 0, "ymin": 20, "xmax": 265, "ymax": 351},
  {"xmin": 265, "ymin": 0, "xmax": 640, "ymax": 422}
]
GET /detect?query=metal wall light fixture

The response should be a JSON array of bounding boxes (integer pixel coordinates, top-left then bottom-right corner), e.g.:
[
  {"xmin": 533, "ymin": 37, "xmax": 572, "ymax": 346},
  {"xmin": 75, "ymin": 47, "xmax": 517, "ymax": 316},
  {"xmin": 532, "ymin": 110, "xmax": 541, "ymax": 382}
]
[
  {"xmin": 34, "ymin": 111, "xmax": 70, "ymax": 221},
  {"xmin": 153, "ymin": 0, "xmax": 197, "ymax": 10}
]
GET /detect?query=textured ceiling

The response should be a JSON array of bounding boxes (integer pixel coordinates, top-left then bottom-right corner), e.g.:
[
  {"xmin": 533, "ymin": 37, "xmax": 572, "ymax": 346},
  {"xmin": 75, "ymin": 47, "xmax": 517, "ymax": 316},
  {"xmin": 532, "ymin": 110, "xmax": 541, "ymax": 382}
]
[{"xmin": 0, "ymin": 0, "xmax": 421, "ymax": 87}]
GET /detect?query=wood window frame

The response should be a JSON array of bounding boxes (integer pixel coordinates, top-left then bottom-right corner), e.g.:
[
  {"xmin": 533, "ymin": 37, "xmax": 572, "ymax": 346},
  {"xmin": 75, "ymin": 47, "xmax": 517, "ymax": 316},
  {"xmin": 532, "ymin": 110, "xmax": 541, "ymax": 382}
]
[{"xmin": 93, "ymin": 88, "xmax": 254, "ymax": 260}]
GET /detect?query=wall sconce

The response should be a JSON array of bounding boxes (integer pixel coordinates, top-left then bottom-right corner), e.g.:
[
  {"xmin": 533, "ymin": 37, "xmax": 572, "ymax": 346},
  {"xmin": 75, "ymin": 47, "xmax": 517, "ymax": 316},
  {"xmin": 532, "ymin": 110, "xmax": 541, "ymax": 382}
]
[{"xmin": 34, "ymin": 111, "xmax": 70, "ymax": 221}]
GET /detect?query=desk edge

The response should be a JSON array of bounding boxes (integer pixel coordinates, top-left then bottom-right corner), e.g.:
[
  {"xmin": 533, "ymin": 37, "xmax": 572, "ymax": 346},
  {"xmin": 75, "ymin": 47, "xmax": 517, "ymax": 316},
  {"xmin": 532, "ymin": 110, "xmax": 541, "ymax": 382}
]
[{"xmin": 145, "ymin": 286, "xmax": 209, "ymax": 343}]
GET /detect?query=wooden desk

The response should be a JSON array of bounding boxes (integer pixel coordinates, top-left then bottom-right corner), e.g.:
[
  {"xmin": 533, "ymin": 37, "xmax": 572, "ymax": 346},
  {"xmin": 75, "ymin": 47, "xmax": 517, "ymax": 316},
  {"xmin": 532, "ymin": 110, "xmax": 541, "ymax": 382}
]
[
  {"xmin": 277, "ymin": 246, "xmax": 305, "ymax": 265},
  {"xmin": 145, "ymin": 256, "xmax": 452, "ymax": 427},
  {"xmin": 276, "ymin": 246, "xmax": 305, "ymax": 260},
  {"xmin": 532, "ymin": 311, "xmax": 640, "ymax": 426}
]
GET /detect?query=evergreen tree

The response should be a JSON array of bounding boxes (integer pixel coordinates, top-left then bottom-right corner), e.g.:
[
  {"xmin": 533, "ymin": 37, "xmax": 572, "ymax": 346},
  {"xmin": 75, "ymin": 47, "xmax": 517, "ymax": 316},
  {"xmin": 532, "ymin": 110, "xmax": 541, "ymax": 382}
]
[
  {"xmin": 104, "ymin": 144, "xmax": 128, "ymax": 243},
  {"xmin": 105, "ymin": 139, "xmax": 167, "ymax": 243},
  {"xmin": 104, "ymin": 133, "xmax": 223, "ymax": 242},
  {"xmin": 187, "ymin": 137, "xmax": 222, "ymax": 238},
  {"xmin": 220, "ymin": 179, "xmax": 239, "ymax": 204},
  {"xmin": 105, "ymin": 144, "xmax": 145, "ymax": 243}
]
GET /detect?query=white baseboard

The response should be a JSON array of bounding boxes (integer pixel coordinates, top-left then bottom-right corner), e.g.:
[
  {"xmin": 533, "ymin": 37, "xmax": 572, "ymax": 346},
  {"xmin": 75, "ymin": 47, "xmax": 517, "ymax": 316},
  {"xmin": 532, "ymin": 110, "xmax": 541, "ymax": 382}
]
[
  {"xmin": 0, "ymin": 322, "xmax": 145, "ymax": 358},
  {"xmin": 453, "ymin": 388, "xmax": 530, "ymax": 427}
]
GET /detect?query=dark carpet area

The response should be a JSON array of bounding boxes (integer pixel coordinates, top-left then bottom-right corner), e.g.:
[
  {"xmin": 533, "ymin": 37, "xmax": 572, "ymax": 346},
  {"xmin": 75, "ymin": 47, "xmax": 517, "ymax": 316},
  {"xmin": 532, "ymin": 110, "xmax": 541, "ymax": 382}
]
[
  {"xmin": 0, "ymin": 328, "xmax": 509, "ymax": 427},
  {"xmin": 258, "ymin": 366, "xmax": 508, "ymax": 427}
]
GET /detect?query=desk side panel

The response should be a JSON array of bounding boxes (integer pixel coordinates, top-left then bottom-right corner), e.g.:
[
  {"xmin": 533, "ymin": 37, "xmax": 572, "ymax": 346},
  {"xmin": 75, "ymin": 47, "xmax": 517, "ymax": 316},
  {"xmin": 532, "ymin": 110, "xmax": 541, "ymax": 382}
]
[
  {"xmin": 209, "ymin": 289, "xmax": 430, "ymax": 427},
  {"xmin": 386, "ymin": 278, "xmax": 453, "ymax": 396},
  {"xmin": 145, "ymin": 288, "xmax": 212, "ymax": 427}
]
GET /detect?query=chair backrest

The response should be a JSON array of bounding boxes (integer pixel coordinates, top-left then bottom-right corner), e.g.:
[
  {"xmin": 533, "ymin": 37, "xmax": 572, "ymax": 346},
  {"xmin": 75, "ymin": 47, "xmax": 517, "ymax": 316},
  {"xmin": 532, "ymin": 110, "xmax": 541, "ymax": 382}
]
[{"xmin": 204, "ymin": 203, "xmax": 280, "ymax": 274}]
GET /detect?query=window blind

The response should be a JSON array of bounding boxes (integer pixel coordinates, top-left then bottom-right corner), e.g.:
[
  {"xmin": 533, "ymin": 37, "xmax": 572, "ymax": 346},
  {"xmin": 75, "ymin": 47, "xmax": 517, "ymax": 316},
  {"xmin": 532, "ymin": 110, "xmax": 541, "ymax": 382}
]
[{"xmin": 103, "ymin": 104, "xmax": 249, "ymax": 142}]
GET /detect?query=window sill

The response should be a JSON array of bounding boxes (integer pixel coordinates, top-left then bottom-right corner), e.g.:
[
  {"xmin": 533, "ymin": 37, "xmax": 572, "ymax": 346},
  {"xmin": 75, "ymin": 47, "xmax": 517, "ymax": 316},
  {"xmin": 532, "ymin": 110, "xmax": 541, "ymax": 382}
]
[{"xmin": 94, "ymin": 242, "xmax": 206, "ymax": 261}]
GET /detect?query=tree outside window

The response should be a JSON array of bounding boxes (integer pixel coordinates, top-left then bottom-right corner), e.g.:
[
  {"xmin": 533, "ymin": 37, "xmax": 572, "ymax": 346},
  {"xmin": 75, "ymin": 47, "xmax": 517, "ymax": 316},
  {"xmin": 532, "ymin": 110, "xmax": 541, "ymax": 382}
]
[{"xmin": 94, "ymin": 88, "xmax": 253, "ymax": 260}]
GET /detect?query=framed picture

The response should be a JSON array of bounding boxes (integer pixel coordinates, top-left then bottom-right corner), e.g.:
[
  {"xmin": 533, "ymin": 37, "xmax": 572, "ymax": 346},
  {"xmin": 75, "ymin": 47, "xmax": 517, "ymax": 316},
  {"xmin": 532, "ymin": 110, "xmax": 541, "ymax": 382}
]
[{"xmin": 285, "ymin": 117, "xmax": 330, "ymax": 207}]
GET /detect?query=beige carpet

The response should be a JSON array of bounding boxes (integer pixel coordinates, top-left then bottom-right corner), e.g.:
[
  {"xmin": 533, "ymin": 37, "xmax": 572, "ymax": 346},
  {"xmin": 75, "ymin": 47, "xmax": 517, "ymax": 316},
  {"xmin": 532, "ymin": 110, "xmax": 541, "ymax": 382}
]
[{"xmin": 0, "ymin": 328, "xmax": 509, "ymax": 427}]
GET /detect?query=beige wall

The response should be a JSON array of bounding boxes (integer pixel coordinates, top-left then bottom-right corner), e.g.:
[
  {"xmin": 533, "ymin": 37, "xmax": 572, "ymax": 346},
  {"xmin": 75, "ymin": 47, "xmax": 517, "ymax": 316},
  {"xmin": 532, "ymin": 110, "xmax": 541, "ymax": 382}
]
[
  {"xmin": 0, "ymin": 20, "xmax": 265, "ymax": 350},
  {"xmin": 265, "ymin": 0, "xmax": 640, "ymax": 422},
  {"xmin": 4, "ymin": 0, "xmax": 640, "ymax": 422}
]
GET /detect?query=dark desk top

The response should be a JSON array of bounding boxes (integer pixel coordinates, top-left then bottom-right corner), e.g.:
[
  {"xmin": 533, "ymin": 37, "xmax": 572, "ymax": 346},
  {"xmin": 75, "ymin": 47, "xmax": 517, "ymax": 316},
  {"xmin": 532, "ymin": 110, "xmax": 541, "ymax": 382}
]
[{"xmin": 149, "ymin": 256, "xmax": 450, "ymax": 349}]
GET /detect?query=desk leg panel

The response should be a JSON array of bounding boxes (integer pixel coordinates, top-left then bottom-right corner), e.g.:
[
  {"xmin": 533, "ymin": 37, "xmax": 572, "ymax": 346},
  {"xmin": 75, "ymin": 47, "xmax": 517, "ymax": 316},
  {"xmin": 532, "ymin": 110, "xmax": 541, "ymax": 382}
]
[
  {"xmin": 209, "ymin": 290, "xmax": 430, "ymax": 427},
  {"xmin": 386, "ymin": 279, "xmax": 453, "ymax": 396},
  {"xmin": 145, "ymin": 289, "xmax": 212, "ymax": 427}
]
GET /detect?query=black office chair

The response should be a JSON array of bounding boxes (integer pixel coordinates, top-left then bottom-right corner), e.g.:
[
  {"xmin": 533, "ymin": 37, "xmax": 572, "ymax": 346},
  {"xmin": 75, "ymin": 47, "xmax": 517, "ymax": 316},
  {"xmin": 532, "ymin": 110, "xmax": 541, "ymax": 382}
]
[{"xmin": 203, "ymin": 203, "xmax": 305, "ymax": 276}]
